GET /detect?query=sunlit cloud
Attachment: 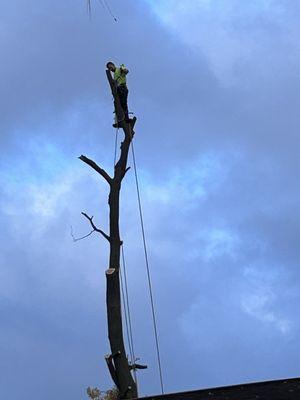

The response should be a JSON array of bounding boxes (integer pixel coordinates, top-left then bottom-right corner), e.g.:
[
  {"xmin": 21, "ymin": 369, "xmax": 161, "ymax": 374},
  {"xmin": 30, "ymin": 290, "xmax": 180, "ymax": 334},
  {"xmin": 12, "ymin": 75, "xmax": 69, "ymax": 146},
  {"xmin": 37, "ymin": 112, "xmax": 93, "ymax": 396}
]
[
  {"xmin": 0, "ymin": 136, "xmax": 85, "ymax": 236},
  {"xmin": 144, "ymin": 0, "xmax": 295, "ymax": 84},
  {"xmin": 142, "ymin": 151, "xmax": 234, "ymax": 208},
  {"xmin": 241, "ymin": 291, "xmax": 292, "ymax": 335},
  {"xmin": 241, "ymin": 265, "xmax": 292, "ymax": 335}
]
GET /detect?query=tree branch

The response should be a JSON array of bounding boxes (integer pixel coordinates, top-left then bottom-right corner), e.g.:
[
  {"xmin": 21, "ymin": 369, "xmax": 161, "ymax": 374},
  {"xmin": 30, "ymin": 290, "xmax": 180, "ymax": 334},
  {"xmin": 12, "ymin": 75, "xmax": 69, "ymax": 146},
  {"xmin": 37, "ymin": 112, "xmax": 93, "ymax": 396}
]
[
  {"xmin": 120, "ymin": 166, "xmax": 131, "ymax": 180},
  {"xmin": 70, "ymin": 225, "xmax": 95, "ymax": 242},
  {"xmin": 79, "ymin": 155, "xmax": 112, "ymax": 184},
  {"xmin": 81, "ymin": 212, "xmax": 111, "ymax": 242}
]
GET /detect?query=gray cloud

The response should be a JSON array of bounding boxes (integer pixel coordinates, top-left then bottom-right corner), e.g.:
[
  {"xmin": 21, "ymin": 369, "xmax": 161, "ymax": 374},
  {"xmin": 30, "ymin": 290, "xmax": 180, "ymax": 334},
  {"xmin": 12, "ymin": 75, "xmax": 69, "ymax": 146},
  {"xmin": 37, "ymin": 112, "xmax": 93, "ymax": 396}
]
[{"xmin": 1, "ymin": 0, "xmax": 300, "ymax": 399}]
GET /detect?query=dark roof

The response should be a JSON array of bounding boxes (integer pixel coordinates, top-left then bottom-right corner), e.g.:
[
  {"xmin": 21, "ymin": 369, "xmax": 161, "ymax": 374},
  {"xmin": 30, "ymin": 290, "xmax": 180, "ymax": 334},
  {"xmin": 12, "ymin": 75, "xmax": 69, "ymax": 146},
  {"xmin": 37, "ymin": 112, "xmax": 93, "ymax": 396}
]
[{"xmin": 139, "ymin": 377, "xmax": 300, "ymax": 400}]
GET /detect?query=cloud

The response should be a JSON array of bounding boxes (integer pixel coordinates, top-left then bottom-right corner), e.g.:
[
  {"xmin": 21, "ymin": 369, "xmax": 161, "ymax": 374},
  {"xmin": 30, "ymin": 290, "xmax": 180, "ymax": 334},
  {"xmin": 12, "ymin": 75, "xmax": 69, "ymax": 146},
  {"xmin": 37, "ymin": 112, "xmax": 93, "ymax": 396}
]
[
  {"xmin": 241, "ymin": 265, "xmax": 292, "ymax": 335},
  {"xmin": 241, "ymin": 291, "xmax": 292, "ymax": 335},
  {"xmin": 145, "ymin": 0, "xmax": 299, "ymax": 84},
  {"xmin": 2, "ymin": 0, "xmax": 300, "ymax": 398}
]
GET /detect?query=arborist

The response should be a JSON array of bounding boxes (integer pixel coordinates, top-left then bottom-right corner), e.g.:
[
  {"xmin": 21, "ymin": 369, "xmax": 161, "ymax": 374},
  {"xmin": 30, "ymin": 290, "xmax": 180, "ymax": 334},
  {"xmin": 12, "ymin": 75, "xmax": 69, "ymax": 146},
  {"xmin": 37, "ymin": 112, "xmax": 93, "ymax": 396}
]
[{"xmin": 106, "ymin": 61, "xmax": 131, "ymax": 127}]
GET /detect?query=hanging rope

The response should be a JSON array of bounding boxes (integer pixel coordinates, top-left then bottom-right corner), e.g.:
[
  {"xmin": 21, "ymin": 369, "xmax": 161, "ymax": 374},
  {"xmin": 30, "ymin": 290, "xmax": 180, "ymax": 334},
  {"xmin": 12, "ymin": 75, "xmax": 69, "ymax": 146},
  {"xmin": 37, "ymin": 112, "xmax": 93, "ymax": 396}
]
[
  {"xmin": 114, "ymin": 126, "xmax": 138, "ymax": 387},
  {"xmin": 98, "ymin": 0, "xmax": 118, "ymax": 21},
  {"xmin": 113, "ymin": 128, "xmax": 119, "ymax": 166},
  {"xmin": 130, "ymin": 131, "xmax": 165, "ymax": 394},
  {"xmin": 113, "ymin": 128, "xmax": 131, "ymax": 358},
  {"xmin": 121, "ymin": 244, "xmax": 138, "ymax": 387},
  {"xmin": 87, "ymin": 0, "xmax": 92, "ymax": 19},
  {"xmin": 86, "ymin": 0, "xmax": 118, "ymax": 22},
  {"xmin": 113, "ymin": 120, "xmax": 164, "ymax": 392},
  {"xmin": 120, "ymin": 261, "xmax": 134, "ymax": 365}
]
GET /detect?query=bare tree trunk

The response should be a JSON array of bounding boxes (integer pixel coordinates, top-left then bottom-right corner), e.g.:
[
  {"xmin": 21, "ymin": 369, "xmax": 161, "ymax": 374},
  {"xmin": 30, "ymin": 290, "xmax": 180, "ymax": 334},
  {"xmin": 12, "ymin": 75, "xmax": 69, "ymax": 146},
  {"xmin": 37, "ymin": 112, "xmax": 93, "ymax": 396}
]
[{"xmin": 79, "ymin": 70, "xmax": 137, "ymax": 399}]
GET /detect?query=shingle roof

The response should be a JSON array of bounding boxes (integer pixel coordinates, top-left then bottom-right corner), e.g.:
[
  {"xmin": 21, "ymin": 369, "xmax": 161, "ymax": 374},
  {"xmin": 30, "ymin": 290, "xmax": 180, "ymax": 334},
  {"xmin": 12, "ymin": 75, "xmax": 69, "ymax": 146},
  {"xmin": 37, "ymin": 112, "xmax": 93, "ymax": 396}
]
[{"xmin": 139, "ymin": 377, "xmax": 300, "ymax": 400}]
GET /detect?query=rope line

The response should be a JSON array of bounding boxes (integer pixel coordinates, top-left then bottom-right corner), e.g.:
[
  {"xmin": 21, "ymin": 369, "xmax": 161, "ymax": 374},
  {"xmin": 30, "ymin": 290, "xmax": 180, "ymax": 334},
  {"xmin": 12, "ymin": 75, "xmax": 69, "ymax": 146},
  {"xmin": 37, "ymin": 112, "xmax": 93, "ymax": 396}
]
[
  {"xmin": 113, "ymin": 128, "xmax": 119, "ymax": 166},
  {"xmin": 120, "ymin": 268, "xmax": 132, "ymax": 358},
  {"xmin": 120, "ymin": 265, "xmax": 134, "ymax": 362},
  {"xmin": 121, "ymin": 244, "xmax": 138, "ymax": 387},
  {"xmin": 114, "ymin": 126, "xmax": 138, "ymax": 387},
  {"xmin": 112, "ymin": 118, "xmax": 164, "ymax": 393},
  {"xmin": 115, "ymin": 128, "xmax": 134, "ymax": 371},
  {"xmin": 130, "ymin": 134, "xmax": 165, "ymax": 394},
  {"xmin": 87, "ymin": 0, "xmax": 92, "ymax": 19},
  {"xmin": 98, "ymin": 0, "xmax": 118, "ymax": 21}
]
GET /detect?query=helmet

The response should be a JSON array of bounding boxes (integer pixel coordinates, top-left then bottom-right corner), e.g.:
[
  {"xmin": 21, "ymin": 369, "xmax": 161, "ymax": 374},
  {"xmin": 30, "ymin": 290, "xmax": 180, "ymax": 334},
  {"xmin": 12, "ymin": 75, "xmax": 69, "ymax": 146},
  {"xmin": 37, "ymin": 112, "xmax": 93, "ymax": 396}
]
[{"xmin": 106, "ymin": 61, "xmax": 115, "ymax": 69}]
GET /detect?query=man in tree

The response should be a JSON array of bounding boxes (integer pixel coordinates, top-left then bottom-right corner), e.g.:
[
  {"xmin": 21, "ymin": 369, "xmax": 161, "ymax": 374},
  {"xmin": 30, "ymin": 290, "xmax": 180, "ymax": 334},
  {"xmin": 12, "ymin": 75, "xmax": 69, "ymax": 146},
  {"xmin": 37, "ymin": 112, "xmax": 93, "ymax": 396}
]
[{"xmin": 106, "ymin": 62, "xmax": 130, "ymax": 127}]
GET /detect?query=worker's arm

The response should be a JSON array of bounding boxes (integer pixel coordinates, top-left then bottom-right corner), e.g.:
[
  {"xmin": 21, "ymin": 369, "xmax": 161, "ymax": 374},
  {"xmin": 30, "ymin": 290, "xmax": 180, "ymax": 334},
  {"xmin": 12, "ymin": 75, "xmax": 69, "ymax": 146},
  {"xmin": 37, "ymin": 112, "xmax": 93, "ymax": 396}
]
[{"xmin": 120, "ymin": 64, "xmax": 129, "ymax": 74}]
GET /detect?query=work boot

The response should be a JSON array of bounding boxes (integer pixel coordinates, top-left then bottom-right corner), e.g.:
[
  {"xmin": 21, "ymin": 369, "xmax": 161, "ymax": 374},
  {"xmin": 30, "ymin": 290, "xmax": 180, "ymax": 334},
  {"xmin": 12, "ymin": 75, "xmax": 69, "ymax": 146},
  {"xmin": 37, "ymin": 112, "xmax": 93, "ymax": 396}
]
[
  {"xmin": 126, "ymin": 117, "xmax": 136, "ymax": 124},
  {"xmin": 127, "ymin": 116, "xmax": 137, "ymax": 128},
  {"xmin": 112, "ymin": 121, "xmax": 123, "ymax": 128}
]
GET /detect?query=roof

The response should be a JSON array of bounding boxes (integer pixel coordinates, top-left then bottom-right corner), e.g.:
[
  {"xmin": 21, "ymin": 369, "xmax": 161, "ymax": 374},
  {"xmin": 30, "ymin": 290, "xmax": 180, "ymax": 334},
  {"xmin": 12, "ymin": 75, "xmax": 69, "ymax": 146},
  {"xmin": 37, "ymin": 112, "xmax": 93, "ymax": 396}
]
[{"xmin": 139, "ymin": 377, "xmax": 300, "ymax": 400}]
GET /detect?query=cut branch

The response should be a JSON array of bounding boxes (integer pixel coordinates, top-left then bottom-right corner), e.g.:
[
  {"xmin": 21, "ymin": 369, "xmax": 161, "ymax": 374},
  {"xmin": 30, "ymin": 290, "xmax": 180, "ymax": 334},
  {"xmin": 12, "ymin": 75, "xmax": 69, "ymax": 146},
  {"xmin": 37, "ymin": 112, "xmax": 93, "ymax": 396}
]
[
  {"xmin": 81, "ymin": 212, "xmax": 111, "ymax": 242},
  {"xmin": 129, "ymin": 363, "xmax": 148, "ymax": 370},
  {"xmin": 122, "ymin": 166, "xmax": 131, "ymax": 179},
  {"xmin": 79, "ymin": 155, "xmax": 112, "ymax": 184}
]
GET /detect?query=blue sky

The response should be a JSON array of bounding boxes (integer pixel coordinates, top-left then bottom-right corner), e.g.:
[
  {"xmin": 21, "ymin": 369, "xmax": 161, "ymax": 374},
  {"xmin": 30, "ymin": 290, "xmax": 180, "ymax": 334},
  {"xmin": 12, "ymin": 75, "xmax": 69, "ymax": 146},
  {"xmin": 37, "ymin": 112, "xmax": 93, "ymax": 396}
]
[{"xmin": 1, "ymin": 0, "xmax": 300, "ymax": 398}]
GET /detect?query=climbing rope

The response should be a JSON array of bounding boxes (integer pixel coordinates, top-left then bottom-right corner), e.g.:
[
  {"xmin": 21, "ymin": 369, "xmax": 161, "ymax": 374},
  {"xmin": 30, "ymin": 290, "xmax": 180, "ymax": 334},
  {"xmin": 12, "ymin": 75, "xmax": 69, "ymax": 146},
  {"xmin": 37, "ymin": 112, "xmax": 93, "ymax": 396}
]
[
  {"xmin": 86, "ymin": 1, "xmax": 117, "ymax": 21},
  {"xmin": 114, "ymin": 127, "xmax": 138, "ymax": 387},
  {"xmin": 120, "ymin": 264, "xmax": 134, "ymax": 362},
  {"xmin": 120, "ymin": 258, "xmax": 138, "ymax": 388},
  {"xmin": 121, "ymin": 244, "xmax": 138, "ymax": 386},
  {"xmin": 113, "ymin": 120, "xmax": 164, "ymax": 393},
  {"xmin": 97, "ymin": 0, "xmax": 118, "ymax": 21},
  {"xmin": 113, "ymin": 128, "xmax": 119, "ymax": 166},
  {"xmin": 87, "ymin": 0, "xmax": 92, "ymax": 18},
  {"xmin": 129, "ymin": 129, "xmax": 165, "ymax": 394}
]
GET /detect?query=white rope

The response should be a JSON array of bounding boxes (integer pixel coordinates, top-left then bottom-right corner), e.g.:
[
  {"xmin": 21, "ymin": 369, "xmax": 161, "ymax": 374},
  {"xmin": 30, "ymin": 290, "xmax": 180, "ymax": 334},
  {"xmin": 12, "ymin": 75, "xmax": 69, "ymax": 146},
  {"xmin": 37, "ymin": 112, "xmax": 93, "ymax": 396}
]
[{"xmin": 129, "ymin": 127, "xmax": 165, "ymax": 394}]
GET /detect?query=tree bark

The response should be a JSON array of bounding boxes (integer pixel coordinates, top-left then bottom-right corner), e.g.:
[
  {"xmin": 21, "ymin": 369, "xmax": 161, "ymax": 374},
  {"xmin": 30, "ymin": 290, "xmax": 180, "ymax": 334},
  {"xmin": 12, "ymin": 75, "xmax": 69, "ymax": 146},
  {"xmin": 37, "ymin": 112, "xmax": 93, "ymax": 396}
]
[{"xmin": 80, "ymin": 70, "xmax": 137, "ymax": 399}]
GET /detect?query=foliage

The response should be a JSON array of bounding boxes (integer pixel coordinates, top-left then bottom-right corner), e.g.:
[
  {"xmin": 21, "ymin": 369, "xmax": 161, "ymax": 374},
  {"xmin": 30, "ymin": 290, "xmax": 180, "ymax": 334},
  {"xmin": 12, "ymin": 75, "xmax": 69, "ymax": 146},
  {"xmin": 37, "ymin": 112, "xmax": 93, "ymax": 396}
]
[{"xmin": 87, "ymin": 386, "xmax": 119, "ymax": 400}]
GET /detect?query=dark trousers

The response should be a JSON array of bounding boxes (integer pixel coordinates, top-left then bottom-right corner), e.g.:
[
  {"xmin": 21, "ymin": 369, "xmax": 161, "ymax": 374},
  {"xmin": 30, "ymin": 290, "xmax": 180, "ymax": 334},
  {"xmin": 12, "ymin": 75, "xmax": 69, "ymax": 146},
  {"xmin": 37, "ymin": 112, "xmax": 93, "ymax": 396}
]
[{"xmin": 117, "ymin": 85, "xmax": 129, "ymax": 120}]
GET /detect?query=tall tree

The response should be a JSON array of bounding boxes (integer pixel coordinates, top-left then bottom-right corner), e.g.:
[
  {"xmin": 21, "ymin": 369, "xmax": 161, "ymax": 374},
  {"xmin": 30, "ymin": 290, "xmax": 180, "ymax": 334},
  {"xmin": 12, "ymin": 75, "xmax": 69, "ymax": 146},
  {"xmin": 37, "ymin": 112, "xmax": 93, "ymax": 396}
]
[{"xmin": 79, "ymin": 70, "xmax": 137, "ymax": 399}]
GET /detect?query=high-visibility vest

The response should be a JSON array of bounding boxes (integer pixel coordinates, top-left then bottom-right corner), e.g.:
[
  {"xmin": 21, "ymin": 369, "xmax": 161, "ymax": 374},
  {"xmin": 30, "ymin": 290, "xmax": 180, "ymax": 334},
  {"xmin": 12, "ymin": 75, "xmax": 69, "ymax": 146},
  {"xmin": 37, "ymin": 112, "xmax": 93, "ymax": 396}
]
[{"xmin": 114, "ymin": 64, "xmax": 128, "ymax": 86}]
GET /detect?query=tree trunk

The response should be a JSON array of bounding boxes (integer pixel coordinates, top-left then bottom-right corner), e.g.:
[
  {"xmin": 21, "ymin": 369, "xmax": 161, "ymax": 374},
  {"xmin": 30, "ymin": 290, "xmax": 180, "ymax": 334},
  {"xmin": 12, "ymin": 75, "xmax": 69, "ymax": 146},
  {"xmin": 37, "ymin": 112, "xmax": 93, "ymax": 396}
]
[
  {"xmin": 105, "ymin": 70, "xmax": 137, "ymax": 398},
  {"xmin": 80, "ymin": 70, "xmax": 137, "ymax": 399}
]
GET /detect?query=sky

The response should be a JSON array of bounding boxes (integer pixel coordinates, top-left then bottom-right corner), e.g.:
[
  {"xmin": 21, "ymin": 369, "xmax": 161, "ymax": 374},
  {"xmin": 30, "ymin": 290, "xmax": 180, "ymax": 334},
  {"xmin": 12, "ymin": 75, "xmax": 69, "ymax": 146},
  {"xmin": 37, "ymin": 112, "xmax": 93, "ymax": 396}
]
[{"xmin": 1, "ymin": 0, "xmax": 300, "ymax": 398}]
